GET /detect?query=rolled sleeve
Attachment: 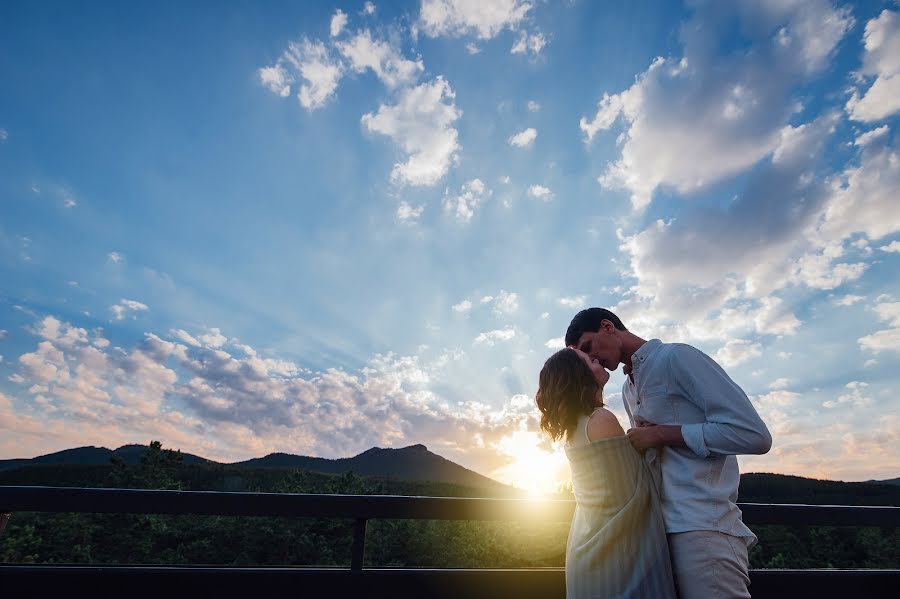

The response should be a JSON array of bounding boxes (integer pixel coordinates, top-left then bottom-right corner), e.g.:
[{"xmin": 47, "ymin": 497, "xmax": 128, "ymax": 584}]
[
  {"xmin": 670, "ymin": 345, "xmax": 772, "ymax": 458},
  {"xmin": 680, "ymin": 423, "xmax": 711, "ymax": 458}
]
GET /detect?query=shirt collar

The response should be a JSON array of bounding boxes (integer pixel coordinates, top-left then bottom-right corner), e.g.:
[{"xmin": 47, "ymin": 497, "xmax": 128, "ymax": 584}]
[{"xmin": 630, "ymin": 338, "xmax": 662, "ymax": 375}]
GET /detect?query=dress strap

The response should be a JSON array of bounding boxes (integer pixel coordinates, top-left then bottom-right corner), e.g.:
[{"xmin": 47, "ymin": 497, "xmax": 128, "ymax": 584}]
[{"xmin": 584, "ymin": 407, "xmax": 605, "ymax": 444}]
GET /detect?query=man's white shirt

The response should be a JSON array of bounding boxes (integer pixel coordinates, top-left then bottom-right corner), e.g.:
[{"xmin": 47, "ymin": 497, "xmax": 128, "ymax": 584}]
[{"xmin": 621, "ymin": 339, "xmax": 772, "ymax": 544}]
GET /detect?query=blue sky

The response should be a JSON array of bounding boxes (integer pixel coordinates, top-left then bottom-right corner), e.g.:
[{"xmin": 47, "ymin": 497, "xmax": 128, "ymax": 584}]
[{"xmin": 1, "ymin": 0, "xmax": 899, "ymax": 492}]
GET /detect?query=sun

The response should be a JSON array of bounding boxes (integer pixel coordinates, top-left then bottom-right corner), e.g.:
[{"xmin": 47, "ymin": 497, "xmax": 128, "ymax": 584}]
[{"xmin": 492, "ymin": 430, "xmax": 570, "ymax": 497}]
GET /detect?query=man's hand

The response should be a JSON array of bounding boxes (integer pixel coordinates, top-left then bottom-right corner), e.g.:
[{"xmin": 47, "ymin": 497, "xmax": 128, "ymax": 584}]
[{"xmin": 626, "ymin": 422, "xmax": 687, "ymax": 451}]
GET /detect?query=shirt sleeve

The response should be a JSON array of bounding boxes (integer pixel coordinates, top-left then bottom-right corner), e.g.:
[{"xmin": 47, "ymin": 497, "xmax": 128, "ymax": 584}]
[{"xmin": 669, "ymin": 345, "xmax": 772, "ymax": 458}]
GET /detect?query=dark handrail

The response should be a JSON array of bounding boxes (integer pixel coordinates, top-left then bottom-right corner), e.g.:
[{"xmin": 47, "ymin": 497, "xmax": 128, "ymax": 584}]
[
  {"xmin": 0, "ymin": 486, "xmax": 898, "ymax": 526},
  {"xmin": 2, "ymin": 486, "xmax": 898, "ymax": 572}
]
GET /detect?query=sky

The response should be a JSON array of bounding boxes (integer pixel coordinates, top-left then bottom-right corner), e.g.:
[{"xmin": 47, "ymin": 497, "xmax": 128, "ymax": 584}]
[{"xmin": 1, "ymin": 0, "xmax": 899, "ymax": 494}]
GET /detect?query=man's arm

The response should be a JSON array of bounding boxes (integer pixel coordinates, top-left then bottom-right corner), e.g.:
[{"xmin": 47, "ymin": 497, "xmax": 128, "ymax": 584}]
[{"xmin": 669, "ymin": 344, "xmax": 772, "ymax": 458}]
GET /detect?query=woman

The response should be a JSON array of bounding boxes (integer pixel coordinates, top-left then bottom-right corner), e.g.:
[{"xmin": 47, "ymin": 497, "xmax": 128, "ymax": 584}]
[{"xmin": 536, "ymin": 348, "xmax": 675, "ymax": 598}]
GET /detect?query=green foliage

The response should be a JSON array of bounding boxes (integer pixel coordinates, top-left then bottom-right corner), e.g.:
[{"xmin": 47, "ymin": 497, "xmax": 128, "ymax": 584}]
[{"xmin": 1, "ymin": 443, "xmax": 898, "ymax": 569}]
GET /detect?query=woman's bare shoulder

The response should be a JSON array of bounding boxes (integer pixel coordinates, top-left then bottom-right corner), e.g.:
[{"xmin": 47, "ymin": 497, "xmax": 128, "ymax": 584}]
[{"xmin": 586, "ymin": 408, "xmax": 626, "ymax": 442}]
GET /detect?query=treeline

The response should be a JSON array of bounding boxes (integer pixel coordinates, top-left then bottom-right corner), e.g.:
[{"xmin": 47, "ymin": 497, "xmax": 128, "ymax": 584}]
[{"xmin": 1, "ymin": 442, "xmax": 897, "ymax": 569}]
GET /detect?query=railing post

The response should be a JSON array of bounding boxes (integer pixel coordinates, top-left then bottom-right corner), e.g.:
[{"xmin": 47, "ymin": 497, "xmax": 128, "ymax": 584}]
[
  {"xmin": 350, "ymin": 517, "xmax": 367, "ymax": 571},
  {"xmin": 0, "ymin": 512, "xmax": 10, "ymax": 538}
]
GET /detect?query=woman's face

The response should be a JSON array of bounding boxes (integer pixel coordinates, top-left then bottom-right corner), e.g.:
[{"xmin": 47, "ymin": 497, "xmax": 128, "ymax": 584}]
[{"xmin": 573, "ymin": 348, "xmax": 610, "ymax": 387}]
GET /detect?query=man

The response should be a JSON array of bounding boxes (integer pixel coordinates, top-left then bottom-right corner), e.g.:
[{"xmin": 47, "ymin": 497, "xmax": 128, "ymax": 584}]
[{"xmin": 565, "ymin": 308, "xmax": 771, "ymax": 599}]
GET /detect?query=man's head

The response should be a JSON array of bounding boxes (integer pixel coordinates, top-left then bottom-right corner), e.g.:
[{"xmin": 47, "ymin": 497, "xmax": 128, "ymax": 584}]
[{"xmin": 564, "ymin": 308, "xmax": 628, "ymax": 371}]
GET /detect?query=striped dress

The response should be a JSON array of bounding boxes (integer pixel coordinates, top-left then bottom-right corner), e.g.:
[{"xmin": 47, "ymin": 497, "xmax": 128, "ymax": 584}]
[{"xmin": 564, "ymin": 411, "xmax": 676, "ymax": 598}]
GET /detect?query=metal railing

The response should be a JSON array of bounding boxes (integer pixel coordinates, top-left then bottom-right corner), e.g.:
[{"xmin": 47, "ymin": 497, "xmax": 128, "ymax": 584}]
[{"xmin": 1, "ymin": 485, "xmax": 898, "ymax": 598}]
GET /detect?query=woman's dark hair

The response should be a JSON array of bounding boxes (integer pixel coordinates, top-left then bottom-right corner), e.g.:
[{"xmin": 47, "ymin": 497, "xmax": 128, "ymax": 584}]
[
  {"xmin": 535, "ymin": 348, "xmax": 602, "ymax": 442},
  {"xmin": 564, "ymin": 308, "xmax": 627, "ymax": 347}
]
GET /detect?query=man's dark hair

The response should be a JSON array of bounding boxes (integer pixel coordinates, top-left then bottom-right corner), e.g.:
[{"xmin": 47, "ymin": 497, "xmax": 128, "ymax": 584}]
[{"xmin": 564, "ymin": 308, "xmax": 627, "ymax": 347}]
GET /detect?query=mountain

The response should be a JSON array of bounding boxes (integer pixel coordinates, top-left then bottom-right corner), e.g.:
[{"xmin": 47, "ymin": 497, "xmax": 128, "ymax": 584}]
[
  {"xmin": 0, "ymin": 443, "xmax": 502, "ymax": 489},
  {"xmin": 0, "ymin": 444, "xmax": 213, "ymax": 471},
  {"xmin": 233, "ymin": 444, "xmax": 502, "ymax": 488},
  {"xmin": 869, "ymin": 477, "xmax": 900, "ymax": 486}
]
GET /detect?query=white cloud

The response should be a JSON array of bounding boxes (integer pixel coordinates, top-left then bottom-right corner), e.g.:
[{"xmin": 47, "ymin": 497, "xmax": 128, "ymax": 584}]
[
  {"xmin": 452, "ymin": 299, "xmax": 472, "ymax": 313},
  {"xmin": 854, "ymin": 125, "xmax": 890, "ymax": 147},
  {"xmin": 847, "ymin": 10, "xmax": 900, "ymax": 122},
  {"xmin": 198, "ymin": 328, "xmax": 228, "ymax": 348},
  {"xmin": 473, "ymin": 327, "xmax": 517, "ymax": 346},
  {"xmin": 714, "ymin": 339, "xmax": 762, "ymax": 367},
  {"xmin": 527, "ymin": 100, "xmax": 540, "ymax": 112},
  {"xmin": 0, "ymin": 129, "xmax": 7, "ymax": 141},
  {"xmin": 823, "ymin": 381, "xmax": 872, "ymax": 409},
  {"xmin": 880, "ymin": 240, "xmax": 900, "ymax": 252},
  {"xmin": 277, "ymin": 38, "xmax": 345, "ymax": 110},
  {"xmin": 363, "ymin": 2, "xmax": 377, "ymax": 16},
  {"xmin": 510, "ymin": 30, "xmax": 546, "ymax": 56},
  {"xmin": 499, "ymin": 175, "xmax": 510, "ymax": 184},
  {"xmin": 527, "ymin": 184, "xmax": 553, "ymax": 200},
  {"xmin": 0, "ymin": 330, "xmax": 6, "ymax": 340},
  {"xmin": 465, "ymin": 42, "xmax": 481, "ymax": 54},
  {"xmin": 362, "ymin": 77, "xmax": 461, "ymax": 186},
  {"xmin": 544, "ymin": 337, "xmax": 564, "ymax": 350},
  {"xmin": 419, "ymin": 0, "xmax": 532, "ymax": 40},
  {"xmin": 107, "ymin": 251, "xmax": 124, "ymax": 264},
  {"xmin": 834, "ymin": 294, "xmax": 865, "ymax": 306},
  {"xmin": 768, "ymin": 378, "xmax": 790, "ymax": 390},
  {"xmin": 558, "ymin": 295, "xmax": 586, "ymax": 309},
  {"xmin": 858, "ymin": 301, "xmax": 900, "ymax": 353},
  {"xmin": 396, "ymin": 201, "xmax": 425, "ymax": 223},
  {"xmin": 110, "ymin": 299, "xmax": 149, "ymax": 321},
  {"xmin": 330, "ymin": 9, "xmax": 348, "ymax": 37},
  {"xmin": 336, "ymin": 30, "xmax": 423, "ymax": 89},
  {"xmin": 488, "ymin": 290, "xmax": 519, "ymax": 316},
  {"xmin": 581, "ymin": 2, "xmax": 852, "ymax": 211},
  {"xmin": 443, "ymin": 178, "xmax": 491, "ymax": 222},
  {"xmin": 258, "ymin": 65, "xmax": 292, "ymax": 98},
  {"xmin": 816, "ymin": 144, "xmax": 900, "ymax": 244},
  {"xmin": 508, "ymin": 127, "xmax": 537, "ymax": 147}
]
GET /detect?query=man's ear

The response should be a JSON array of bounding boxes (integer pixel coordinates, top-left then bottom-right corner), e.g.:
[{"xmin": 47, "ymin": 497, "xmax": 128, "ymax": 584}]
[{"xmin": 600, "ymin": 319, "xmax": 616, "ymax": 333}]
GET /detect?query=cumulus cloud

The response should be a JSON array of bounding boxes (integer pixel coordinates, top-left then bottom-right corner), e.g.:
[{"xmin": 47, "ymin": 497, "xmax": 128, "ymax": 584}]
[
  {"xmin": 510, "ymin": 30, "xmax": 546, "ymax": 56},
  {"xmin": 880, "ymin": 240, "xmax": 900, "ymax": 252},
  {"xmin": 362, "ymin": 77, "xmax": 461, "ymax": 186},
  {"xmin": 452, "ymin": 299, "xmax": 472, "ymax": 313},
  {"xmin": 544, "ymin": 337, "xmax": 564, "ymax": 350},
  {"xmin": 834, "ymin": 294, "xmax": 865, "ymax": 306},
  {"xmin": 527, "ymin": 100, "xmax": 540, "ymax": 112},
  {"xmin": 581, "ymin": 1, "xmax": 853, "ymax": 210},
  {"xmin": 2, "ymin": 316, "xmax": 546, "ymax": 481},
  {"xmin": 258, "ymin": 39, "xmax": 344, "ymax": 110},
  {"xmin": 846, "ymin": 10, "xmax": 900, "ymax": 122},
  {"xmin": 419, "ymin": 0, "xmax": 532, "ymax": 39},
  {"xmin": 486, "ymin": 290, "xmax": 519, "ymax": 316},
  {"xmin": 336, "ymin": 30, "xmax": 424, "ymax": 89},
  {"xmin": 508, "ymin": 127, "xmax": 537, "ymax": 147},
  {"xmin": 859, "ymin": 301, "xmax": 900, "ymax": 353},
  {"xmin": 396, "ymin": 201, "xmax": 424, "ymax": 223},
  {"xmin": 558, "ymin": 295, "xmax": 586, "ymax": 309},
  {"xmin": 110, "ymin": 299, "xmax": 149, "ymax": 321},
  {"xmin": 330, "ymin": 9, "xmax": 348, "ymax": 37},
  {"xmin": 714, "ymin": 339, "xmax": 762, "ymax": 367},
  {"xmin": 107, "ymin": 251, "xmax": 124, "ymax": 264},
  {"xmin": 527, "ymin": 184, "xmax": 553, "ymax": 200},
  {"xmin": 823, "ymin": 381, "xmax": 872, "ymax": 409},
  {"xmin": 443, "ymin": 178, "xmax": 491, "ymax": 222},
  {"xmin": 473, "ymin": 327, "xmax": 517, "ymax": 346},
  {"xmin": 363, "ymin": 2, "xmax": 377, "ymax": 16}
]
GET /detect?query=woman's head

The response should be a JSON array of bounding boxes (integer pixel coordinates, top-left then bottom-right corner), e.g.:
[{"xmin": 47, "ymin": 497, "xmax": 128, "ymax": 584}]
[{"xmin": 535, "ymin": 348, "xmax": 610, "ymax": 442}]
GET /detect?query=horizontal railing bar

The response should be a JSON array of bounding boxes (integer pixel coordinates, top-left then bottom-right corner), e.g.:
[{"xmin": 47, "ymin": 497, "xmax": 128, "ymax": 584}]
[
  {"xmin": 0, "ymin": 486, "xmax": 898, "ymax": 526},
  {"xmin": 0, "ymin": 566, "xmax": 898, "ymax": 599}
]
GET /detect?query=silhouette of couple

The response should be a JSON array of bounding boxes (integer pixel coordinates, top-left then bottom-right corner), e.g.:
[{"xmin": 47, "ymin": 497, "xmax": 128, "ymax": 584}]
[{"xmin": 536, "ymin": 308, "xmax": 771, "ymax": 598}]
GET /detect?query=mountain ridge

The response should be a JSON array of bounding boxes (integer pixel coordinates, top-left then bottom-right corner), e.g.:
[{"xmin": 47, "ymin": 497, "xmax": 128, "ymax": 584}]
[{"xmin": 0, "ymin": 443, "xmax": 502, "ymax": 489}]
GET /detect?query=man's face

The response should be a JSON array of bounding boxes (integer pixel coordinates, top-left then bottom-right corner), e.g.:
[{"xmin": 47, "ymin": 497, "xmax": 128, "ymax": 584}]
[{"xmin": 574, "ymin": 325, "xmax": 623, "ymax": 372}]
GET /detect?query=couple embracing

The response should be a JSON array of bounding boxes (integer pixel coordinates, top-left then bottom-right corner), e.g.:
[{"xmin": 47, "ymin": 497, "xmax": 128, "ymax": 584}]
[{"xmin": 536, "ymin": 308, "xmax": 772, "ymax": 598}]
